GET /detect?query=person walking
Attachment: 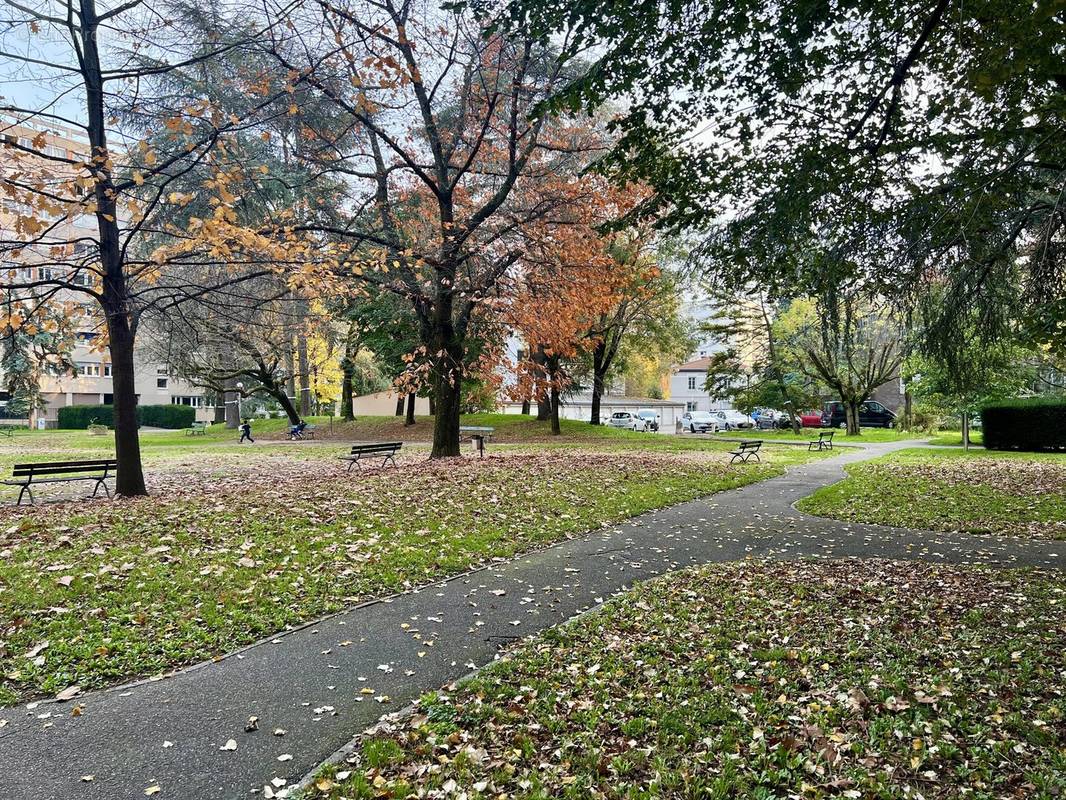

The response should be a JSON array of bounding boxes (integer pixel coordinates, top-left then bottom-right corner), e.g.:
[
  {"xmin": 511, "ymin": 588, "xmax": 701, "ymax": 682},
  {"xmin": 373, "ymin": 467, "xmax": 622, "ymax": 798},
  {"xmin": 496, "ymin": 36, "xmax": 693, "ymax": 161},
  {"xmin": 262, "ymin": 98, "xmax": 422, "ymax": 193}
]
[{"xmin": 239, "ymin": 418, "xmax": 254, "ymax": 443}]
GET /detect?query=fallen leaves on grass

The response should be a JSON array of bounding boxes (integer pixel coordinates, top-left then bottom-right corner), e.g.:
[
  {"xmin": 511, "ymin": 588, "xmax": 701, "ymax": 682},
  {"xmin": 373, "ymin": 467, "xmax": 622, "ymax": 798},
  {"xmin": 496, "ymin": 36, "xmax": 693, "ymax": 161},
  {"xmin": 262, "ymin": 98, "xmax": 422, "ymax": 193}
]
[
  {"xmin": 1, "ymin": 451, "xmax": 775, "ymax": 705},
  {"xmin": 315, "ymin": 560, "xmax": 1066, "ymax": 800}
]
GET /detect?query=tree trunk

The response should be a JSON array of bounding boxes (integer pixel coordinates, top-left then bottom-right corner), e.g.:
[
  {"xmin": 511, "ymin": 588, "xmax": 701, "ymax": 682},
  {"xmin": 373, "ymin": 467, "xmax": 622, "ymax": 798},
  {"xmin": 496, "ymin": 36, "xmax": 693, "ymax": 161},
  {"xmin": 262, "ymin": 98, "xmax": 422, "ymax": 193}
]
[
  {"xmin": 550, "ymin": 386, "xmax": 561, "ymax": 435},
  {"xmin": 224, "ymin": 375, "xmax": 240, "ymax": 428},
  {"xmin": 395, "ymin": 396, "xmax": 405, "ymax": 416},
  {"xmin": 428, "ymin": 394, "xmax": 436, "ymax": 415},
  {"xmin": 521, "ymin": 400, "xmax": 530, "ymax": 415},
  {"xmin": 297, "ymin": 333, "xmax": 312, "ymax": 417},
  {"xmin": 106, "ymin": 313, "xmax": 146, "ymax": 496},
  {"xmin": 285, "ymin": 347, "xmax": 297, "ymax": 413},
  {"xmin": 340, "ymin": 362, "xmax": 355, "ymax": 421},
  {"xmin": 961, "ymin": 409, "xmax": 970, "ymax": 450},
  {"xmin": 431, "ymin": 365, "xmax": 462, "ymax": 457},
  {"xmin": 269, "ymin": 384, "xmax": 301, "ymax": 425},
  {"xmin": 81, "ymin": 0, "xmax": 146, "ymax": 496},
  {"xmin": 536, "ymin": 396, "xmax": 550, "ymax": 421},
  {"xmin": 590, "ymin": 342, "xmax": 606, "ymax": 426},
  {"xmin": 405, "ymin": 393, "xmax": 416, "ymax": 426},
  {"xmin": 845, "ymin": 399, "xmax": 860, "ymax": 436}
]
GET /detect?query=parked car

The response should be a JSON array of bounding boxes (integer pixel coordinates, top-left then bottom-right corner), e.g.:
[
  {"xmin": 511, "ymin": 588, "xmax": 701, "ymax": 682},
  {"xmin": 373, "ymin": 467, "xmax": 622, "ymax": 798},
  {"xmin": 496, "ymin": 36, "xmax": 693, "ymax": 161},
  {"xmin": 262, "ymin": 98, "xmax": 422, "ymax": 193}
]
[
  {"xmin": 779, "ymin": 410, "xmax": 824, "ymax": 428},
  {"xmin": 714, "ymin": 409, "xmax": 756, "ymax": 430},
  {"xmin": 681, "ymin": 412, "xmax": 720, "ymax": 433},
  {"xmin": 607, "ymin": 411, "xmax": 648, "ymax": 432},
  {"xmin": 821, "ymin": 400, "xmax": 897, "ymax": 428},
  {"xmin": 752, "ymin": 408, "xmax": 783, "ymax": 430},
  {"xmin": 636, "ymin": 409, "xmax": 661, "ymax": 432}
]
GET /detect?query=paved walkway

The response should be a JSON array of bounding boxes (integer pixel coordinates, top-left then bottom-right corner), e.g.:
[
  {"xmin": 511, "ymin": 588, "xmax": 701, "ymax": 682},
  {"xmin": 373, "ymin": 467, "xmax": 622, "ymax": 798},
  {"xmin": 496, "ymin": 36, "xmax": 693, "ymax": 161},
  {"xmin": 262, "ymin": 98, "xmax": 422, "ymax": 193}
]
[{"xmin": 0, "ymin": 442, "xmax": 1062, "ymax": 799}]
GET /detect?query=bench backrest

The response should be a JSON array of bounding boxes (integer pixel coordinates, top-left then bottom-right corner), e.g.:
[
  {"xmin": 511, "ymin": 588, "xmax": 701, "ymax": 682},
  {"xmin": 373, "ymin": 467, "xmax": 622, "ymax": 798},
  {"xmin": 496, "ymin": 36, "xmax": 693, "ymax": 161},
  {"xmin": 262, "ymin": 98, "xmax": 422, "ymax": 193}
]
[
  {"xmin": 459, "ymin": 426, "xmax": 495, "ymax": 434},
  {"xmin": 13, "ymin": 459, "xmax": 118, "ymax": 479},
  {"xmin": 350, "ymin": 442, "xmax": 402, "ymax": 454},
  {"xmin": 739, "ymin": 440, "xmax": 762, "ymax": 450},
  {"xmin": 819, "ymin": 431, "xmax": 833, "ymax": 439}
]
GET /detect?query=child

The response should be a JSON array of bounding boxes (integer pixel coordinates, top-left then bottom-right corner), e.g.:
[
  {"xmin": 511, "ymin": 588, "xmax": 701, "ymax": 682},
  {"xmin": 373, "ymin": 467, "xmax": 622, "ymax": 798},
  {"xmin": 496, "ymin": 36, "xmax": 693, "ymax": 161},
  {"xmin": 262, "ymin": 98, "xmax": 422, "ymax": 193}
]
[{"xmin": 239, "ymin": 418, "xmax": 254, "ymax": 443}]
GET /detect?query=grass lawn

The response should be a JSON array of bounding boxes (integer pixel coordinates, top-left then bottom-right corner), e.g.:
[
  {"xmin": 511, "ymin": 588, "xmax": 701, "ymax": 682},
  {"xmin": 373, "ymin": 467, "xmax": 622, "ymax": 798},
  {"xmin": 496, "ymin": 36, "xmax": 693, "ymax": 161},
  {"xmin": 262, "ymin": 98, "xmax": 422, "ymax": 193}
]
[
  {"xmin": 310, "ymin": 560, "xmax": 1066, "ymax": 800},
  {"xmin": 926, "ymin": 431, "xmax": 985, "ymax": 447},
  {"xmin": 798, "ymin": 447, "xmax": 1066, "ymax": 539},
  {"xmin": 717, "ymin": 427, "xmax": 924, "ymax": 444},
  {"xmin": 0, "ymin": 431, "xmax": 827, "ymax": 707}
]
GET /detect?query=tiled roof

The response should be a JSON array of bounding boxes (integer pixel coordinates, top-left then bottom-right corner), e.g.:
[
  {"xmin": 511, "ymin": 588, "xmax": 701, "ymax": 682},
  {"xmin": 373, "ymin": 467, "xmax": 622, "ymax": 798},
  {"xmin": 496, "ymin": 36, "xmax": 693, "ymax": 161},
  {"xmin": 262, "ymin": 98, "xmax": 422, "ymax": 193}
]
[{"xmin": 675, "ymin": 356, "xmax": 714, "ymax": 371}]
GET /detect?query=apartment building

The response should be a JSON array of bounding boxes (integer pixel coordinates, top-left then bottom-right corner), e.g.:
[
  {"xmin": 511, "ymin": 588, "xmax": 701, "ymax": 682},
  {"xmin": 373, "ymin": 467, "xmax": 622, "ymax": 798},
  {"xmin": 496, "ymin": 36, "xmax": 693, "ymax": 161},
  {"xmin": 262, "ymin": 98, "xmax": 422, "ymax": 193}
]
[{"xmin": 1, "ymin": 119, "xmax": 212, "ymax": 425}]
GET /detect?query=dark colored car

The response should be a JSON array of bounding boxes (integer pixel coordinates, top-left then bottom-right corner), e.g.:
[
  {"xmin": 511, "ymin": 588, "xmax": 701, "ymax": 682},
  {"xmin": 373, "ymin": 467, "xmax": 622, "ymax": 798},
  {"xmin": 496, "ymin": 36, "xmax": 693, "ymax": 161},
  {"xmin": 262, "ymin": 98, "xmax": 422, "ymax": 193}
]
[
  {"xmin": 821, "ymin": 400, "xmax": 897, "ymax": 429},
  {"xmin": 775, "ymin": 411, "xmax": 823, "ymax": 428}
]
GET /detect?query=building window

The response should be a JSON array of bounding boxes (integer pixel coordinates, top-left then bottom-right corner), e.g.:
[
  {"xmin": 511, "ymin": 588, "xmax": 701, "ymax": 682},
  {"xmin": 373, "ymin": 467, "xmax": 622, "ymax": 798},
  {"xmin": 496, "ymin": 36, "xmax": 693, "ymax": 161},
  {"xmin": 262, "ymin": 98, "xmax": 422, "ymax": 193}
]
[
  {"xmin": 687, "ymin": 376, "xmax": 697, "ymax": 391},
  {"xmin": 686, "ymin": 401, "xmax": 698, "ymax": 412},
  {"xmin": 156, "ymin": 377, "xmax": 168, "ymax": 389},
  {"xmin": 76, "ymin": 362, "xmax": 101, "ymax": 377},
  {"xmin": 102, "ymin": 364, "xmax": 112, "ymax": 377},
  {"xmin": 171, "ymin": 395, "xmax": 203, "ymax": 408}
]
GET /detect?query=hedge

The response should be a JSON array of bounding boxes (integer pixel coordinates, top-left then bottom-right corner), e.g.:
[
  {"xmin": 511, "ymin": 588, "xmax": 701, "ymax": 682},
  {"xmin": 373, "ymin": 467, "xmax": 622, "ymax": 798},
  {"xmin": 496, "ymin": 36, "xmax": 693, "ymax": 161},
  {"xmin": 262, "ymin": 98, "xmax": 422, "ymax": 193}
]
[
  {"xmin": 57, "ymin": 404, "xmax": 196, "ymax": 430},
  {"xmin": 982, "ymin": 397, "xmax": 1066, "ymax": 452}
]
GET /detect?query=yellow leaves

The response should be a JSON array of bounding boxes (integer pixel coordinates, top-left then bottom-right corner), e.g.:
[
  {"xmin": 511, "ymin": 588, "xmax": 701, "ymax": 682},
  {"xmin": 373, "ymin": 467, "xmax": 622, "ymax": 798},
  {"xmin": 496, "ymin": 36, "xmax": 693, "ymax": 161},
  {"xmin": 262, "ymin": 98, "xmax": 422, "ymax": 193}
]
[{"xmin": 132, "ymin": 171, "xmax": 144, "ymax": 186}]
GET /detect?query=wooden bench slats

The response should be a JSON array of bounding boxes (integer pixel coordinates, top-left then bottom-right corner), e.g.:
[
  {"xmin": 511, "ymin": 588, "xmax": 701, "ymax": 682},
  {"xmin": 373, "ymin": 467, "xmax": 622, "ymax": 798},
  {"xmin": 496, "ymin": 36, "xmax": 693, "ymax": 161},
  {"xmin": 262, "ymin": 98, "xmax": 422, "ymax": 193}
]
[
  {"xmin": 808, "ymin": 431, "xmax": 835, "ymax": 451},
  {"xmin": 5, "ymin": 459, "xmax": 118, "ymax": 505},
  {"xmin": 729, "ymin": 440, "xmax": 763, "ymax": 464},
  {"xmin": 339, "ymin": 442, "xmax": 402, "ymax": 471},
  {"xmin": 12, "ymin": 460, "xmax": 118, "ymax": 475}
]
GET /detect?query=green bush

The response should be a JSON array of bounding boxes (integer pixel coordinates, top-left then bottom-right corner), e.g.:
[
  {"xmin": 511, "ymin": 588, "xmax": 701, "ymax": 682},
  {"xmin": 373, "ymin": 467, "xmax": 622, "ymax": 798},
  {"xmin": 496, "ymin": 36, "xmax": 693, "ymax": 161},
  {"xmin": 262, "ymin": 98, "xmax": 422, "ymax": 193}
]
[
  {"xmin": 140, "ymin": 404, "xmax": 196, "ymax": 429},
  {"xmin": 57, "ymin": 404, "xmax": 196, "ymax": 430},
  {"xmin": 57, "ymin": 405, "xmax": 115, "ymax": 429},
  {"xmin": 982, "ymin": 397, "xmax": 1066, "ymax": 451}
]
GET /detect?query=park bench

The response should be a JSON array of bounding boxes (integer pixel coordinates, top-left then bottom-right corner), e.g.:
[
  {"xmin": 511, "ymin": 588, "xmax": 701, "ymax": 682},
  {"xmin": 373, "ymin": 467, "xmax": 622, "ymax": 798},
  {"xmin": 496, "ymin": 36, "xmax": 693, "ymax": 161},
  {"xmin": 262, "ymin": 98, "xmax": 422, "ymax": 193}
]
[
  {"xmin": 459, "ymin": 425, "xmax": 495, "ymax": 457},
  {"xmin": 185, "ymin": 421, "xmax": 208, "ymax": 436},
  {"xmin": 289, "ymin": 423, "xmax": 317, "ymax": 440},
  {"xmin": 339, "ymin": 442, "xmax": 402, "ymax": 471},
  {"xmin": 808, "ymin": 430, "xmax": 835, "ymax": 451},
  {"xmin": 3, "ymin": 458, "xmax": 118, "ymax": 506},
  {"xmin": 0, "ymin": 426, "xmax": 13, "ymax": 439},
  {"xmin": 729, "ymin": 440, "xmax": 763, "ymax": 464}
]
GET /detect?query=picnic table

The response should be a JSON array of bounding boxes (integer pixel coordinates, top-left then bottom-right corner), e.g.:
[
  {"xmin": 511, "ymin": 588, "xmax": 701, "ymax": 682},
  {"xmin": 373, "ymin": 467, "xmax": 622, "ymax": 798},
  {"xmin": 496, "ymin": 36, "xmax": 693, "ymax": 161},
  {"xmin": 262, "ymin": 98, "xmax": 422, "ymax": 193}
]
[
  {"xmin": 3, "ymin": 458, "xmax": 118, "ymax": 506},
  {"xmin": 459, "ymin": 426, "xmax": 495, "ymax": 457}
]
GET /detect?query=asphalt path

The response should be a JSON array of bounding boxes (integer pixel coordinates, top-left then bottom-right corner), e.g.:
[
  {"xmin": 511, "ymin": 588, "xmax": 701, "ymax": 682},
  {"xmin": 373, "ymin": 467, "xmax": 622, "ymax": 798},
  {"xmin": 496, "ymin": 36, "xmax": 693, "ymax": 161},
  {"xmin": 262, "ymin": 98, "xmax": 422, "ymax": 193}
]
[{"xmin": 1, "ymin": 441, "xmax": 1061, "ymax": 799}]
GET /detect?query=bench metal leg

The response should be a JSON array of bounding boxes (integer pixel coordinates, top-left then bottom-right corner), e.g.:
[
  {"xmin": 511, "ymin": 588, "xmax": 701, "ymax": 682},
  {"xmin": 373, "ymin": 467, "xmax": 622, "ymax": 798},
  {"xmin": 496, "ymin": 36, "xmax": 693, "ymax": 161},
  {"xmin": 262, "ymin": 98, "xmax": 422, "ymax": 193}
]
[
  {"xmin": 347, "ymin": 457, "xmax": 361, "ymax": 472},
  {"xmin": 16, "ymin": 484, "xmax": 33, "ymax": 506},
  {"xmin": 92, "ymin": 479, "xmax": 111, "ymax": 498}
]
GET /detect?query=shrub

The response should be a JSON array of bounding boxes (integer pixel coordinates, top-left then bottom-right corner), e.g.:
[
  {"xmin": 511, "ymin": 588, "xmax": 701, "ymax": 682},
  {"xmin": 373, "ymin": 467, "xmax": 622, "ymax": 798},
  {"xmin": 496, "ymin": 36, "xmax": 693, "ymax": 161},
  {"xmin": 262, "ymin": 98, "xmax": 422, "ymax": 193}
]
[
  {"xmin": 57, "ymin": 404, "xmax": 196, "ymax": 430},
  {"xmin": 57, "ymin": 404, "xmax": 115, "ymax": 429},
  {"xmin": 140, "ymin": 404, "xmax": 196, "ymax": 429},
  {"xmin": 982, "ymin": 397, "xmax": 1066, "ymax": 451}
]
